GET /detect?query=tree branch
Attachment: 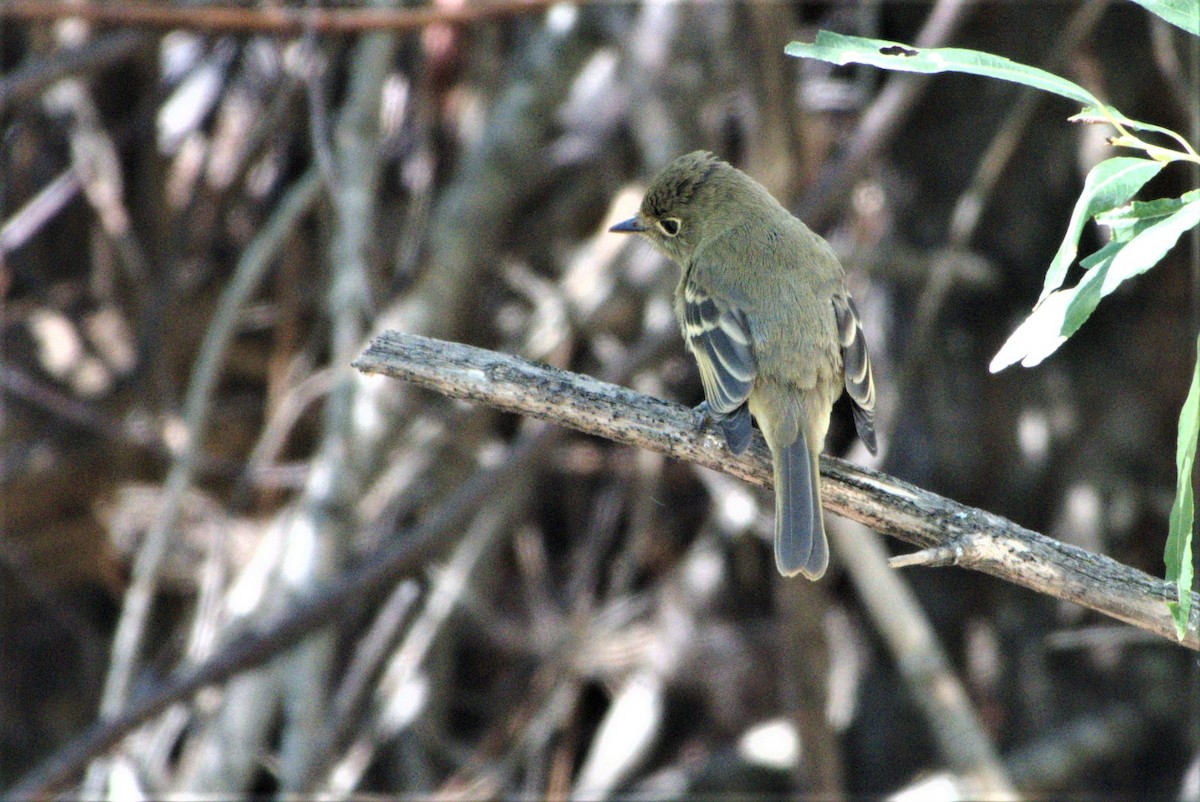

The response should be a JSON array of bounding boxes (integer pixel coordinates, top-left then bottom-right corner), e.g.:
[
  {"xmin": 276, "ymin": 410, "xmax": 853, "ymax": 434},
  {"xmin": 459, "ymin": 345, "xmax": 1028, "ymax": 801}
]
[
  {"xmin": 353, "ymin": 330, "xmax": 1200, "ymax": 651},
  {"xmin": 1, "ymin": 0, "xmax": 559, "ymax": 35}
]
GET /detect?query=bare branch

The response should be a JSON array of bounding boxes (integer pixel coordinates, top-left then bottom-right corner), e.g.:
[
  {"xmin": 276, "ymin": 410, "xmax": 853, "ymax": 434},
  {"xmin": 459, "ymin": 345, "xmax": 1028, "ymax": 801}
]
[
  {"xmin": 352, "ymin": 330, "xmax": 1200, "ymax": 651},
  {"xmin": 2, "ymin": 0, "xmax": 559, "ymax": 35}
]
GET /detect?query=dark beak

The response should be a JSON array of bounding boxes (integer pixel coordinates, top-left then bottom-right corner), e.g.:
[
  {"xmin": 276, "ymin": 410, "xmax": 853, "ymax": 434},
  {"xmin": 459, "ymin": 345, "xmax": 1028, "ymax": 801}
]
[{"xmin": 608, "ymin": 217, "xmax": 645, "ymax": 233}]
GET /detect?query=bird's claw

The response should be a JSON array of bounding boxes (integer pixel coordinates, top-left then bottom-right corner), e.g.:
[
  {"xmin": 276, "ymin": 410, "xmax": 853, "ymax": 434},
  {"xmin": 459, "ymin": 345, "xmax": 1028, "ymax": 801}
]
[
  {"xmin": 694, "ymin": 401, "xmax": 753, "ymax": 455},
  {"xmin": 693, "ymin": 401, "xmax": 715, "ymax": 434}
]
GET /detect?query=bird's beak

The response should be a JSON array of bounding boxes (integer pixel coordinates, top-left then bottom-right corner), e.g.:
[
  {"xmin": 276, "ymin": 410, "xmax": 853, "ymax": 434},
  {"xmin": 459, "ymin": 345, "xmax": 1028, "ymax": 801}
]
[{"xmin": 608, "ymin": 217, "xmax": 645, "ymax": 233}]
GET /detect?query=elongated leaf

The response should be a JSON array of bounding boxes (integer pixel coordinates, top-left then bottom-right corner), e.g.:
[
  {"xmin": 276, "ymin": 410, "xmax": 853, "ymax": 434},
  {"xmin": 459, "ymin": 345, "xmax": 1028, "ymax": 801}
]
[
  {"xmin": 1079, "ymin": 239, "xmax": 1124, "ymax": 269},
  {"xmin": 1039, "ymin": 157, "xmax": 1165, "ymax": 303},
  {"xmin": 990, "ymin": 197, "xmax": 1200, "ymax": 371},
  {"xmin": 1059, "ymin": 257, "xmax": 1115, "ymax": 345},
  {"xmin": 1080, "ymin": 192, "xmax": 1200, "ymax": 273},
  {"xmin": 1098, "ymin": 197, "xmax": 1200, "ymax": 291},
  {"xmin": 1097, "ymin": 189, "xmax": 1200, "ymax": 242},
  {"xmin": 988, "ymin": 265, "xmax": 1104, "ymax": 372},
  {"xmin": 786, "ymin": 31, "xmax": 1106, "ymax": 108},
  {"xmin": 1166, "ymin": 335, "xmax": 1200, "ymax": 639},
  {"xmin": 1127, "ymin": 0, "xmax": 1200, "ymax": 36}
]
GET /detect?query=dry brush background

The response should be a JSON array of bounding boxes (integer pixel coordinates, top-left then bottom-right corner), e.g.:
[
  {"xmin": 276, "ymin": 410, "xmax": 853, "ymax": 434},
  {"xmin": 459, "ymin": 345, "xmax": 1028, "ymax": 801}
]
[{"xmin": 2, "ymin": 0, "xmax": 1199, "ymax": 798}]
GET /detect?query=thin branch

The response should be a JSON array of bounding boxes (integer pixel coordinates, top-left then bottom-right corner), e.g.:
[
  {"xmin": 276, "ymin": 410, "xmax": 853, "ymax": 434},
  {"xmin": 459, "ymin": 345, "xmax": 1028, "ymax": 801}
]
[
  {"xmin": 48, "ymin": 76, "xmax": 151, "ymax": 287},
  {"xmin": 295, "ymin": 580, "xmax": 421, "ymax": 793},
  {"xmin": 351, "ymin": 331, "xmax": 1200, "ymax": 651},
  {"xmin": 271, "ymin": 10, "xmax": 400, "ymax": 790},
  {"xmin": 310, "ymin": 465, "xmax": 539, "ymax": 796},
  {"xmin": 899, "ymin": 0, "xmax": 1110, "ymax": 388},
  {"xmin": 0, "ymin": 170, "xmax": 81, "ymax": 256},
  {"xmin": 946, "ymin": 0, "xmax": 1110, "ymax": 249},
  {"xmin": 0, "ymin": 363, "xmax": 152, "ymax": 450},
  {"xmin": 2, "ymin": 0, "xmax": 559, "ymax": 35}
]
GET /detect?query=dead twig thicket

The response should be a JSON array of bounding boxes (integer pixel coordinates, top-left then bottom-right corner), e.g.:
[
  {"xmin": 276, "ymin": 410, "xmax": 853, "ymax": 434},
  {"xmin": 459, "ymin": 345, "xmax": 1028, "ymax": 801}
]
[{"xmin": 5, "ymin": 0, "xmax": 1196, "ymax": 799}]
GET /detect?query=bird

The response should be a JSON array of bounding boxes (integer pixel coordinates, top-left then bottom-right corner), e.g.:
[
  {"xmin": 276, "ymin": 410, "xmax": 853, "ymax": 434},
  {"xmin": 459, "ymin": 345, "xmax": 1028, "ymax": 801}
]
[{"xmin": 610, "ymin": 151, "xmax": 877, "ymax": 579}]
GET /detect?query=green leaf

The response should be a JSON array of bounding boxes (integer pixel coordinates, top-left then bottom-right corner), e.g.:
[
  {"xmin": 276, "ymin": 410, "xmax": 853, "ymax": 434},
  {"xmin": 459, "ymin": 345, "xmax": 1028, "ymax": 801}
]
[
  {"xmin": 1095, "ymin": 196, "xmax": 1200, "ymax": 291},
  {"xmin": 1079, "ymin": 239, "xmax": 1124, "ymax": 269},
  {"xmin": 1096, "ymin": 189, "xmax": 1200, "ymax": 242},
  {"xmin": 988, "ymin": 265, "xmax": 1103, "ymax": 372},
  {"xmin": 1038, "ymin": 157, "xmax": 1166, "ymax": 303},
  {"xmin": 1059, "ymin": 257, "xmax": 1113, "ymax": 342},
  {"xmin": 786, "ymin": 31, "xmax": 1106, "ymax": 108},
  {"xmin": 1126, "ymin": 0, "xmax": 1200, "ymax": 36},
  {"xmin": 1166, "ymin": 334, "xmax": 1200, "ymax": 640},
  {"xmin": 990, "ymin": 197, "xmax": 1200, "ymax": 371}
]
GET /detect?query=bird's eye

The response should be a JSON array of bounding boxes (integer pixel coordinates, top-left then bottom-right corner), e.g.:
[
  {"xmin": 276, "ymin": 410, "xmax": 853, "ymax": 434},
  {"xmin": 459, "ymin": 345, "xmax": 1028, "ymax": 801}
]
[{"xmin": 657, "ymin": 217, "xmax": 682, "ymax": 237}]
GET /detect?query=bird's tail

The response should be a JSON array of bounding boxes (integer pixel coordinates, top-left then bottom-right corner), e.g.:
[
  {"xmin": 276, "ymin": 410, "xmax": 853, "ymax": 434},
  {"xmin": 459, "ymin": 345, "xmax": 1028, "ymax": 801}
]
[{"xmin": 772, "ymin": 429, "xmax": 828, "ymax": 579}]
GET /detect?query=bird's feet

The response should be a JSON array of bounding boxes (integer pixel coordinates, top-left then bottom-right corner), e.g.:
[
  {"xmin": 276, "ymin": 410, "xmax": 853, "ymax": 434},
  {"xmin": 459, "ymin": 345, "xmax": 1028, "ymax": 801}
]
[
  {"xmin": 693, "ymin": 401, "xmax": 752, "ymax": 455},
  {"xmin": 693, "ymin": 401, "xmax": 716, "ymax": 433}
]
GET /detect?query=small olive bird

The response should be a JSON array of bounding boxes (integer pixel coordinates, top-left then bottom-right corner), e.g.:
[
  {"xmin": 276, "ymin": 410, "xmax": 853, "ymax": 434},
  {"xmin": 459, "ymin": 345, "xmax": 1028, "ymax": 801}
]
[{"xmin": 610, "ymin": 151, "xmax": 877, "ymax": 579}]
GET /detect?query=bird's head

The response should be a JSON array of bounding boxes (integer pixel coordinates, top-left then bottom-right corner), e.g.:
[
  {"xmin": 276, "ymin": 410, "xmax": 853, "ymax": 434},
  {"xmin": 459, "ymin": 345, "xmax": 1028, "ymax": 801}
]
[{"xmin": 609, "ymin": 151, "xmax": 735, "ymax": 263}]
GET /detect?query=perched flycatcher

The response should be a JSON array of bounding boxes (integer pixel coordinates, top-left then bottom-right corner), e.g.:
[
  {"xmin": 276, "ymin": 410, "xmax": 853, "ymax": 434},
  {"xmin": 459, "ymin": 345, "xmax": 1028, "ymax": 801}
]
[{"xmin": 610, "ymin": 151, "xmax": 877, "ymax": 579}]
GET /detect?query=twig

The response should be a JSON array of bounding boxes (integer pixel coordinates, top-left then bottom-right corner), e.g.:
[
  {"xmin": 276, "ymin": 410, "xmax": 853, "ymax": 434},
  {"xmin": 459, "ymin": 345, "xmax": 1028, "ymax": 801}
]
[
  {"xmin": 46, "ymin": 76, "xmax": 151, "ymax": 287},
  {"xmin": 0, "ymin": 365, "xmax": 240, "ymax": 477},
  {"xmin": 889, "ymin": 543, "xmax": 964, "ymax": 569},
  {"xmin": 295, "ymin": 580, "xmax": 421, "ymax": 793},
  {"xmin": 301, "ymin": 39, "xmax": 340, "ymax": 195},
  {"xmin": 273, "ymin": 10, "xmax": 399, "ymax": 789},
  {"xmin": 946, "ymin": 0, "xmax": 1110, "ymax": 249},
  {"xmin": 232, "ymin": 367, "xmax": 333, "ymax": 502},
  {"xmin": 1, "ymin": 0, "xmax": 559, "ymax": 35},
  {"xmin": 0, "ymin": 170, "xmax": 81, "ymax": 256},
  {"xmin": 352, "ymin": 331, "xmax": 1200, "ymax": 651},
  {"xmin": 1149, "ymin": 16, "xmax": 1197, "ymax": 123},
  {"xmin": 312, "ymin": 463, "xmax": 541, "ymax": 796},
  {"xmin": 437, "ymin": 644, "xmax": 581, "ymax": 801},
  {"xmin": 1003, "ymin": 703, "xmax": 1147, "ymax": 793},
  {"xmin": 0, "ymin": 363, "xmax": 152, "ymax": 450},
  {"xmin": 900, "ymin": 0, "xmax": 1110, "ymax": 383}
]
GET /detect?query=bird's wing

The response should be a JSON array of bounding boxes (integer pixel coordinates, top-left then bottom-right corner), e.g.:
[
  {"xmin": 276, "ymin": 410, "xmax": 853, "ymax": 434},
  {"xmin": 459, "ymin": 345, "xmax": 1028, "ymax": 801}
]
[
  {"xmin": 832, "ymin": 292, "xmax": 877, "ymax": 454},
  {"xmin": 682, "ymin": 274, "xmax": 757, "ymax": 418}
]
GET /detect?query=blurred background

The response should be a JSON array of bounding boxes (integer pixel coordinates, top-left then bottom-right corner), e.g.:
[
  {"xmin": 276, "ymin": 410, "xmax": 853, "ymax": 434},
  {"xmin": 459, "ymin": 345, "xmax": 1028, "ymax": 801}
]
[{"xmin": 2, "ymin": 0, "xmax": 1199, "ymax": 798}]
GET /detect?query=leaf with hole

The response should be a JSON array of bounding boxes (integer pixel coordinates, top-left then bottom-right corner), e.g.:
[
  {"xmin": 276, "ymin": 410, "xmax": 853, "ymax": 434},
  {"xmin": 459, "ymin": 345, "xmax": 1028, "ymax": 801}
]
[{"xmin": 786, "ymin": 31, "xmax": 1107, "ymax": 107}]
